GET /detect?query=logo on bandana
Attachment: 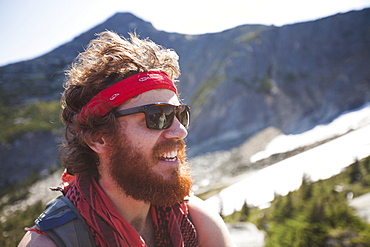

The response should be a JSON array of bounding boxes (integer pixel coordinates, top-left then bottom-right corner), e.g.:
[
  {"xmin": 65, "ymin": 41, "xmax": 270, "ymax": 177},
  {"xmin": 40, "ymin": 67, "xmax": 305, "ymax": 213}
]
[
  {"xmin": 138, "ymin": 76, "xmax": 150, "ymax": 82},
  {"xmin": 109, "ymin": 93, "xmax": 121, "ymax": 101}
]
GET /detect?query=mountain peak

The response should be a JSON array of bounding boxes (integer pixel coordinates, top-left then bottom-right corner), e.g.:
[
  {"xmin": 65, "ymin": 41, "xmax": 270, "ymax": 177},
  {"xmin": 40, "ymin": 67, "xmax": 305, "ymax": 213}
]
[{"xmin": 94, "ymin": 12, "xmax": 156, "ymax": 34}]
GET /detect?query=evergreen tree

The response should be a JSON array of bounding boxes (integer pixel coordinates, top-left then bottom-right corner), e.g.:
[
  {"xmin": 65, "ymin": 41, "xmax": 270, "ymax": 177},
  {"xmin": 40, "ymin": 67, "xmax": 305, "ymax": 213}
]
[
  {"xmin": 240, "ymin": 200, "xmax": 249, "ymax": 221},
  {"xmin": 350, "ymin": 159, "xmax": 361, "ymax": 184},
  {"xmin": 300, "ymin": 174, "xmax": 313, "ymax": 200},
  {"xmin": 363, "ymin": 156, "xmax": 370, "ymax": 173}
]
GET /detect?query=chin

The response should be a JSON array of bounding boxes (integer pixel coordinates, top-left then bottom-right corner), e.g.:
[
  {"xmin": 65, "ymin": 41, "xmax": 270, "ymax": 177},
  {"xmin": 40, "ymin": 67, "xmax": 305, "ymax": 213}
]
[{"xmin": 160, "ymin": 172, "xmax": 178, "ymax": 181}]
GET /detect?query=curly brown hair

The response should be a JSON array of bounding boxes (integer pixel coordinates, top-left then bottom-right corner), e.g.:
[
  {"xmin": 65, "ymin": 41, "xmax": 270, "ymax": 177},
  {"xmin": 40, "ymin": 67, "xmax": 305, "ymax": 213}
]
[{"xmin": 59, "ymin": 31, "xmax": 180, "ymax": 178}]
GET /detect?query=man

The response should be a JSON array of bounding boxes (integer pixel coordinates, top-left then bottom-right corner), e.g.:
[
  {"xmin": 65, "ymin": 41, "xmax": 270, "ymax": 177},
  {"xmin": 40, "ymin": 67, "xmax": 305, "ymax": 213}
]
[{"xmin": 19, "ymin": 31, "xmax": 235, "ymax": 246}]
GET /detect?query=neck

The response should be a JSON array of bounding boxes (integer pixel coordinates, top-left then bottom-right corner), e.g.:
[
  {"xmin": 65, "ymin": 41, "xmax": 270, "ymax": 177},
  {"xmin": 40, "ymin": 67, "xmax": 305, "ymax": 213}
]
[{"xmin": 98, "ymin": 173, "xmax": 151, "ymax": 233}]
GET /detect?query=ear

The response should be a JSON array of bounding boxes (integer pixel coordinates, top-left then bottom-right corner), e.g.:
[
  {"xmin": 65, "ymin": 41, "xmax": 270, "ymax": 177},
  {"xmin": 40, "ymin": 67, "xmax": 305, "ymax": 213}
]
[{"xmin": 85, "ymin": 133, "xmax": 109, "ymax": 154}]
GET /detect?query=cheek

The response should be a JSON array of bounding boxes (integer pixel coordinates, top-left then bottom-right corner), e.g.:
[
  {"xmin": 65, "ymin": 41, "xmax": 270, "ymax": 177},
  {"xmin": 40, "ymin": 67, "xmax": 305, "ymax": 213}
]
[
  {"xmin": 123, "ymin": 127, "xmax": 159, "ymax": 153},
  {"xmin": 118, "ymin": 115, "xmax": 162, "ymax": 154}
]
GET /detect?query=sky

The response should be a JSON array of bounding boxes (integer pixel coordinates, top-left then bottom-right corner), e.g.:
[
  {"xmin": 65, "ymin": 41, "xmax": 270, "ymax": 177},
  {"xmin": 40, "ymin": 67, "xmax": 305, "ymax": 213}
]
[{"xmin": 0, "ymin": 0, "xmax": 369, "ymax": 66}]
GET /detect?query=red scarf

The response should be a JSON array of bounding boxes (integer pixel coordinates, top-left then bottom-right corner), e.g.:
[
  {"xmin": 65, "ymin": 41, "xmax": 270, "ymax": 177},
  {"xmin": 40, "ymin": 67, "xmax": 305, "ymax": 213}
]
[{"xmin": 64, "ymin": 175, "xmax": 198, "ymax": 247}]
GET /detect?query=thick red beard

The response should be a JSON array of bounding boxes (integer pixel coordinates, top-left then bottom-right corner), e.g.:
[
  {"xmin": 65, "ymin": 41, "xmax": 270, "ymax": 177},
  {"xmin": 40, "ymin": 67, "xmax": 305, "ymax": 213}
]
[{"xmin": 108, "ymin": 134, "xmax": 192, "ymax": 206}]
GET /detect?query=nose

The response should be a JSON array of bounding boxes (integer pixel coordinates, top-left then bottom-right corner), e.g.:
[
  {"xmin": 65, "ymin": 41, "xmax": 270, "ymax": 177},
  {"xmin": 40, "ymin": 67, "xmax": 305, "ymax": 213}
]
[{"xmin": 163, "ymin": 116, "xmax": 188, "ymax": 140}]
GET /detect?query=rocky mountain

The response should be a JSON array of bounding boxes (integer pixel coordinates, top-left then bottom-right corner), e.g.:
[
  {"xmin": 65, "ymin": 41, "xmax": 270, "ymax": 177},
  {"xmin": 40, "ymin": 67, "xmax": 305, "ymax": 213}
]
[{"xmin": 0, "ymin": 9, "xmax": 369, "ymax": 186}]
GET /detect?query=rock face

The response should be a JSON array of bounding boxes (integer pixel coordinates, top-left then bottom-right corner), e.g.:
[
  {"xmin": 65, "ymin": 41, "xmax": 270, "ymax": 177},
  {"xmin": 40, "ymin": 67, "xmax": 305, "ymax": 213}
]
[
  {"xmin": 181, "ymin": 9, "xmax": 370, "ymax": 154},
  {"xmin": 0, "ymin": 9, "xmax": 369, "ymax": 186},
  {"xmin": 0, "ymin": 131, "xmax": 60, "ymax": 188}
]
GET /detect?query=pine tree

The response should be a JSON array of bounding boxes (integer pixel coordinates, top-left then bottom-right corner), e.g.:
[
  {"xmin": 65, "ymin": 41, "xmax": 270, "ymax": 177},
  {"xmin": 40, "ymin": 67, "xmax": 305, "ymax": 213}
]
[
  {"xmin": 240, "ymin": 200, "xmax": 249, "ymax": 221},
  {"xmin": 350, "ymin": 159, "xmax": 361, "ymax": 184},
  {"xmin": 300, "ymin": 174, "xmax": 313, "ymax": 200}
]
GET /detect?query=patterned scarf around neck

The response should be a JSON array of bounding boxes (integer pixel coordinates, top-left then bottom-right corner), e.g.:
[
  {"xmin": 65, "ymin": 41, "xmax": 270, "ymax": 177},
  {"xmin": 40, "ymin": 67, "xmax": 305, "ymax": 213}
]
[{"xmin": 64, "ymin": 175, "xmax": 198, "ymax": 247}]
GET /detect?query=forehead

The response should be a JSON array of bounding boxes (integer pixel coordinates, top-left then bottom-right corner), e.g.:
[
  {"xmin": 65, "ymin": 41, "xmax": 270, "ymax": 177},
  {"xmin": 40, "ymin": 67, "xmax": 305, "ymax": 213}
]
[{"xmin": 117, "ymin": 89, "xmax": 179, "ymax": 111}]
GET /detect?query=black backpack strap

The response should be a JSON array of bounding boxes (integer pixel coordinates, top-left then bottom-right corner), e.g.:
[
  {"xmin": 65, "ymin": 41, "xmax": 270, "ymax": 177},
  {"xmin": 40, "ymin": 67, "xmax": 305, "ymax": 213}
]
[{"xmin": 35, "ymin": 196, "xmax": 96, "ymax": 247}]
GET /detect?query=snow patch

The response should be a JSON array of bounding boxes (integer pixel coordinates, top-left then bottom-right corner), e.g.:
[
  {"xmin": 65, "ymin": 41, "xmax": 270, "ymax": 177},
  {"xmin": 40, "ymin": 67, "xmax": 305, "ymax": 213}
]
[{"xmin": 206, "ymin": 103, "xmax": 370, "ymax": 216}]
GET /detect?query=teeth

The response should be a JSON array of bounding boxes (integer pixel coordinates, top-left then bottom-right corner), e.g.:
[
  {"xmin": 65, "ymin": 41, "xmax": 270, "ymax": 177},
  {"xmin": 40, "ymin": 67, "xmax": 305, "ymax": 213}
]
[{"xmin": 162, "ymin": 150, "xmax": 178, "ymax": 160}]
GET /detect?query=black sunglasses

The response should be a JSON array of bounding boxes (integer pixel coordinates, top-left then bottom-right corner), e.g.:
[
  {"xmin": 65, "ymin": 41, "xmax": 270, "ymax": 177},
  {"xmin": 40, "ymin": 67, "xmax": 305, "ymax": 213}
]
[{"xmin": 114, "ymin": 103, "xmax": 190, "ymax": 130}]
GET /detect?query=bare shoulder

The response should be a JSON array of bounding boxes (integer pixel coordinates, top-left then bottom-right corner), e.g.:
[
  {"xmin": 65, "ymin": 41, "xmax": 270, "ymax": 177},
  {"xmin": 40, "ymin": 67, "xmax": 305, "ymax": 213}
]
[
  {"xmin": 18, "ymin": 231, "xmax": 57, "ymax": 247},
  {"xmin": 187, "ymin": 196, "xmax": 236, "ymax": 247}
]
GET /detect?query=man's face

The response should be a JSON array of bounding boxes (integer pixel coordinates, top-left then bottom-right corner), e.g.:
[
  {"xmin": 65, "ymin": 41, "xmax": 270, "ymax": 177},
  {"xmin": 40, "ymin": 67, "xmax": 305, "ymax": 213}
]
[{"xmin": 106, "ymin": 89, "xmax": 192, "ymax": 205}]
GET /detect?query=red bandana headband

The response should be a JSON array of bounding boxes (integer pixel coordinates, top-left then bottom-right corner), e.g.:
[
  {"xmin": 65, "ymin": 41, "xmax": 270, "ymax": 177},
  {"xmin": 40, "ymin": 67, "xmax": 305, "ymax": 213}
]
[{"xmin": 78, "ymin": 71, "xmax": 177, "ymax": 121}]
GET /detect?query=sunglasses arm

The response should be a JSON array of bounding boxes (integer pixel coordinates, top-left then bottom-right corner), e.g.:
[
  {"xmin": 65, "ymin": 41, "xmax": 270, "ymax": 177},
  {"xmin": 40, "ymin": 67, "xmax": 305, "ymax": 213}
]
[{"xmin": 114, "ymin": 106, "xmax": 144, "ymax": 118}]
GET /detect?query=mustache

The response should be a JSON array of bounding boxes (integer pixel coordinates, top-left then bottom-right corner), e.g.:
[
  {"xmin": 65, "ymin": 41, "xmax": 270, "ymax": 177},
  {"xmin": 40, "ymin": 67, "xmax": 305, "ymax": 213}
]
[{"xmin": 153, "ymin": 139, "xmax": 187, "ymax": 156}]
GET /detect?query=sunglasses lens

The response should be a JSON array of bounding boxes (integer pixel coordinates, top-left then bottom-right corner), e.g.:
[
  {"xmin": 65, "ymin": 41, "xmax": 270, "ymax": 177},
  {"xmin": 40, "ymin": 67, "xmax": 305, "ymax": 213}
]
[
  {"xmin": 147, "ymin": 105, "xmax": 174, "ymax": 130},
  {"xmin": 146, "ymin": 104, "xmax": 190, "ymax": 130},
  {"xmin": 177, "ymin": 105, "xmax": 190, "ymax": 129}
]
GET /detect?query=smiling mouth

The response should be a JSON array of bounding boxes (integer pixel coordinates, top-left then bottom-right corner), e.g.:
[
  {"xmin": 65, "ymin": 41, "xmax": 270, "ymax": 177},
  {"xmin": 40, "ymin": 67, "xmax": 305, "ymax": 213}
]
[{"xmin": 159, "ymin": 150, "xmax": 178, "ymax": 162}]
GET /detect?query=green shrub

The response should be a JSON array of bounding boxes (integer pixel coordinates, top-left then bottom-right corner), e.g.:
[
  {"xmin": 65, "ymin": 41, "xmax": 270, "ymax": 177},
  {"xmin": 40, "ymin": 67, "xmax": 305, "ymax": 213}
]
[
  {"xmin": 0, "ymin": 100, "xmax": 62, "ymax": 144},
  {"xmin": 0, "ymin": 201, "xmax": 44, "ymax": 246}
]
